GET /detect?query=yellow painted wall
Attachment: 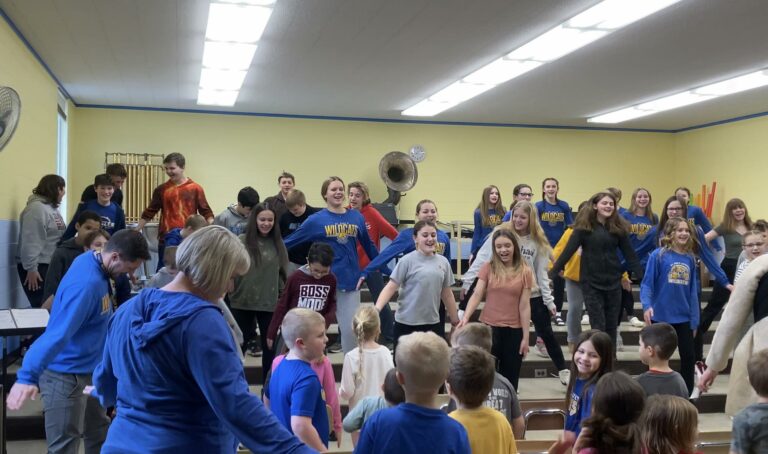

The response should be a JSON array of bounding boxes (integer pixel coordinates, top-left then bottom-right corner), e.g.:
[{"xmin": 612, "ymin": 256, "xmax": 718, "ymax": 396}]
[
  {"xmin": 0, "ymin": 17, "xmax": 60, "ymax": 220},
  {"xmin": 674, "ymin": 116, "xmax": 768, "ymax": 223},
  {"xmin": 69, "ymin": 107, "xmax": 677, "ymax": 222}
]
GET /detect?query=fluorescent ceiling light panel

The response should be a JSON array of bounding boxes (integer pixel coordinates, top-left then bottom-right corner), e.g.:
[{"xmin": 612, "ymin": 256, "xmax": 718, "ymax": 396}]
[
  {"xmin": 219, "ymin": 0, "xmax": 276, "ymax": 5},
  {"xmin": 205, "ymin": 3, "xmax": 273, "ymax": 43},
  {"xmin": 588, "ymin": 68, "xmax": 768, "ymax": 124},
  {"xmin": 202, "ymin": 42, "xmax": 257, "ymax": 70},
  {"xmin": 401, "ymin": 100, "xmax": 459, "ymax": 117},
  {"xmin": 197, "ymin": 89, "xmax": 239, "ymax": 107},
  {"xmin": 402, "ymin": 0, "xmax": 682, "ymax": 117},
  {"xmin": 200, "ymin": 68, "xmax": 247, "ymax": 91}
]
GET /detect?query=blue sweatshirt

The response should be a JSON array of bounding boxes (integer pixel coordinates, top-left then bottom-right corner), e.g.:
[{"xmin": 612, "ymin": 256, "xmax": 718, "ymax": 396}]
[
  {"xmin": 362, "ymin": 228, "xmax": 451, "ymax": 278},
  {"xmin": 92, "ymin": 289, "xmax": 313, "ymax": 454},
  {"xmin": 471, "ymin": 208, "xmax": 501, "ymax": 255},
  {"xmin": 640, "ymin": 248, "xmax": 700, "ymax": 329},
  {"xmin": 62, "ymin": 199, "xmax": 126, "ymax": 241},
  {"xmin": 620, "ymin": 210, "xmax": 658, "ymax": 267},
  {"xmin": 283, "ymin": 209, "xmax": 378, "ymax": 291},
  {"xmin": 535, "ymin": 200, "xmax": 573, "ymax": 247},
  {"xmin": 688, "ymin": 205, "xmax": 713, "ymax": 234},
  {"xmin": 16, "ymin": 252, "xmax": 112, "ymax": 385}
]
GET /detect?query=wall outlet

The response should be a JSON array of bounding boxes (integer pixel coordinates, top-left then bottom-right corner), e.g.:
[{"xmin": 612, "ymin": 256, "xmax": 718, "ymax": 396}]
[{"xmin": 534, "ymin": 368, "xmax": 547, "ymax": 378}]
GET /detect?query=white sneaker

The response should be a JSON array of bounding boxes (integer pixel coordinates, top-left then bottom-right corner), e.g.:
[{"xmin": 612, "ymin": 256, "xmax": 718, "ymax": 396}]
[
  {"xmin": 535, "ymin": 340, "xmax": 549, "ymax": 358},
  {"xmin": 558, "ymin": 369, "xmax": 571, "ymax": 386},
  {"xmin": 581, "ymin": 314, "xmax": 590, "ymax": 326},
  {"xmin": 629, "ymin": 316, "xmax": 645, "ymax": 328}
]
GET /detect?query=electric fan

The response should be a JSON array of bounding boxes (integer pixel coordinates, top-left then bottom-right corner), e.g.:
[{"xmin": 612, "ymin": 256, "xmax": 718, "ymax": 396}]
[{"xmin": 0, "ymin": 86, "xmax": 21, "ymax": 152}]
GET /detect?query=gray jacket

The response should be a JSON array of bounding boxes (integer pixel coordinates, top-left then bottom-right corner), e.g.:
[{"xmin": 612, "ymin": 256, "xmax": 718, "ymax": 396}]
[
  {"xmin": 16, "ymin": 194, "xmax": 66, "ymax": 272},
  {"xmin": 213, "ymin": 204, "xmax": 249, "ymax": 236}
]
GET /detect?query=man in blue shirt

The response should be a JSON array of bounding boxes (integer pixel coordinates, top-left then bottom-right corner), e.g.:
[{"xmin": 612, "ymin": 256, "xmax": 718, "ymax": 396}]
[{"xmin": 7, "ymin": 230, "xmax": 150, "ymax": 454}]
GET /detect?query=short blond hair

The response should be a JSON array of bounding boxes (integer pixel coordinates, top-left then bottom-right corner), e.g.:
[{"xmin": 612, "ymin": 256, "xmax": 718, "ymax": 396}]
[
  {"xmin": 396, "ymin": 332, "xmax": 450, "ymax": 394},
  {"xmin": 184, "ymin": 214, "xmax": 208, "ymax": 230},
  {"xmin": 285, "ymin": 189, "xmax": 306, "ymax": 208},
  {"xmin": 176, "ymin": 225, "xmax": 249, "ymax": 299},
  {"xmin": 451, "ymin": 322, "xmax": 492, "ymax": 352},
  {"xmin": 281, "ymin": 308, "xmax": 325, "ymax": 347}
]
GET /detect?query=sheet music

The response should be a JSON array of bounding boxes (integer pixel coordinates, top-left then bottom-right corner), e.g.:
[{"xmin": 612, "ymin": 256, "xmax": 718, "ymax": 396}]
[
  {"xmin": 0, "ymin": 310, "xmax": 15, "ymax": 330},
  {"xmin": 10, "ymin": 309, "xmax": 50, "ymax": 329}
]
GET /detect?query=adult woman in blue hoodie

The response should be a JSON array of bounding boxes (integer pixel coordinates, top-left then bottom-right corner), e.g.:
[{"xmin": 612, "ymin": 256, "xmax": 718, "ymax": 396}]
[{"xmin": 91, "ymin": 226, "xmax": 313, "ymax": 454}]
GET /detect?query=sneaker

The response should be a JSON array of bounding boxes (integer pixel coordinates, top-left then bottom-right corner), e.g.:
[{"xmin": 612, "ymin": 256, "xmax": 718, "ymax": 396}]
[
  {"xmin": 535, "ymin": 339, "xmax": 549, "ymax": 358},
  {"xmin": 629, "ymin": 316, "xmax": 645, "ymax": 328},
  {"xmin": 558, "ymin": 369, "xmax": 571, "ymax": 386},
  {"xmin": 327, "ymin": 340, "xmax": 343, "ymax": 354},
  {"xmin": 581, "ymin": 314, "xmax": 590, "ymax": 326},
  {"xmin": 246, "ymin": 340, "xmax": 262, "ymax": 357},
  {"xmin": 554, "ymin": 313, "xmax": 565, "ymax": 326}
]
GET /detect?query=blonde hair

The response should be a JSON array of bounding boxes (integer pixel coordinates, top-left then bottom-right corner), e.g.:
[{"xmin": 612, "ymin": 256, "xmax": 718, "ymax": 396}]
[
  {"xmin": 176, "ymin": 225, "xmax": 250, "ymax": 300},
  {"xmin": 660, "ymin": 217, "xmax": 695, "ymax": 255},
  {"xmin": 395, "ymin": 332, "xmax": 450, "ymax": 395},
  {"xmin": 488, "ymin": 228, "xmax": 527, "ymax": 286},
  {"xmin": 348, "ymin": 181, "xmax": 371, "ymax": 206},
  {"xmin": 510, "ymin": 201, "xmax": 550, "ymax": 251},
  {"xmin": 640, "ymin": 395, "xmax": 698, "ymax": 454},
  {"xmin": 184, "ymin": 214, "xmax": 208, "ymax": 230},
  {"xmin": 452, "ymin": 322, "xmax": 492, "ymax": 352},
  {"xmin": 352, "ymin": 305, "xmax": 381, "ymax": 386},
  {"xmin": 281, "ymin": 308, "xmax": 325, "ymax": 348}
]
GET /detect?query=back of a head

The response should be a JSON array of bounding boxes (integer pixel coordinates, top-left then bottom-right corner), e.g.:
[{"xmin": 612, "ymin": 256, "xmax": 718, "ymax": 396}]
[
  {"xmin": 237, "ymin": 186, "xmax": 260, "ymax": 208},
  {"xmin": 383, "ymin": 368, "xmax": 405, "ymax": 405},
  {"xmin": 106, "ymin": 163, "xmax": 127, "ymax": 178},
  {"xmin": 184, "ymin": 214, "xmax": 207, "ymax": 231},
  {"xmin": 584, "ymin": 371, "xmax": 645, "ymax": 453},
  {"xmin": 176, "ymin": 225, "xmax": 250, "ymax": 298},
  {"xmin": 353, "ymin": 305, "xmax": 380, "ymax": 345},
  {"xmin": 747, "ymin": 348, "xmax": 768, "ymax": 398},
  {"xmin": 104, "ymin": 229, "xmax": 151, "ymax": 262},
  {"xmin": 396, "ymin": 331, "xmax": 450, "ymax": 395},
  {"xmin": 281, "ymin": 307, "xmax": 325, "ymax": 348},
  {"xmin": 451, "ymin": 322, "xmax": 492, "ymax": 353},
  {"xmin": 447, "ymin": 345, "xmax": 495, "ymax": 408},
  {"xmin": 640, "ymin": 323, "xmax": 678, "ymax": 360},
  {"xmin": 285, "ymin": 189, "xmax": 306, "ymax": 208},
  {"xmin": 640, "ymin": 395, "xmax": 698, "ymax": 454}
]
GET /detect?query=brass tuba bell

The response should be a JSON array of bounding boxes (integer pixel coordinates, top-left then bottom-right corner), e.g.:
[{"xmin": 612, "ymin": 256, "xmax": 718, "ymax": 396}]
[{"xmin": 379, "ymin": 151, "xmax": 418, "ymax": 205}]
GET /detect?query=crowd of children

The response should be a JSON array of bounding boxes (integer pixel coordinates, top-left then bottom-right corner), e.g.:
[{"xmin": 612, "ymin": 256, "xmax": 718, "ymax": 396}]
[{"xmin": 13, "ymin": 160, "xmax": 768, "ymax": 454}]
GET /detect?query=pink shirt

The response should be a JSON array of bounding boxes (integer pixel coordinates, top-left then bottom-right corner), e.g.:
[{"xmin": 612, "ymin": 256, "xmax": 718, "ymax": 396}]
[
  {"xmin": 478, "ymin": 263, "xmax": 532, "ymax": 328},
  {"xmin": 271, "ymin": 355, "xmax": 342, "ymax": 433}
]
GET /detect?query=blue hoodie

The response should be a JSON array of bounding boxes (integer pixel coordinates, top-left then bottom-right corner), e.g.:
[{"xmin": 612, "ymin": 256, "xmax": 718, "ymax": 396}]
[
  {"xmin": 640, "ymin": 248, "xmax": 700, "ymax": 329},
  {"xmin": 283, "ymin": 209, "xmax": 378, "ymax": 291},
  {"xmin": 92, "ymin": 289, "xmax": 313, "ymax": 454},
  {"xmin": 535, "ymin": 199, "xmax": 574, "ymax": 247},
  {"xmin": 471, "ymin": 208, "xmax": 501, "ymax": 255},
  {"xmin": 16, "ymin": 252, "xmax": 112, "ymax": 385}
]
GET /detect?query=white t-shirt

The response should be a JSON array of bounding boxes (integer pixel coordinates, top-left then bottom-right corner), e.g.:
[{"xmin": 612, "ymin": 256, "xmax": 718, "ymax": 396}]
[{"xmin": 339, "ymin": 345, "xmax": 394, "ymax": 409}]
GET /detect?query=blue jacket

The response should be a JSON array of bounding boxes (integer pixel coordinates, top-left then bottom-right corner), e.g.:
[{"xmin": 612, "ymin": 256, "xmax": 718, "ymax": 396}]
[
  {"xmin": 17, "ymin": 252, "xmax": 112, "ymax": 385},
  {"xmin": 362, "ymin": 228, "xmax": 451, "ymax": 278},
  {"xmin": 283, "ymin": 209, "xmax": 378, "ymax": 290},
  {"xmin": 535, "ymin": 200, "xmax": 573, "ymax": 247},
  {"xmin": 93, "ymin": 289, "xmax": 313, "ymax": 454},
  {"xmin": 619, "ymin": 210, "xmax": 658, "ymax": 267},
  {"xmin": 62, "ymin": 200, "xmax": 126, "ymax": 241},
  {"xmin": 640, "ymin": 248, "xmax": 700, "ymax": 329}
]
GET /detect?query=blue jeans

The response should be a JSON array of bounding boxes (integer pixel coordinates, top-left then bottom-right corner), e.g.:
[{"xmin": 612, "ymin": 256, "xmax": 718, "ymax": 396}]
[{"xmin": 39, "ymin": 370, "xmax": 110, "ymax": 454}]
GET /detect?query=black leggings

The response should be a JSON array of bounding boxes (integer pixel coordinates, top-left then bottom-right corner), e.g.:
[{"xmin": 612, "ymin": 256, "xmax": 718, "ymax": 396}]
[
  {"xmin": 393, "ymin": 321, "xmax": 444, "ymax": 363},
  {"xmin": 18, "ymin": 263, "xmax": 49, "ymax": 308},
  {"xmin": 530, "ymin": 296, "xmax": 566, "ymax": 371},
  {"xmin": 582, "ymin": 284, "xmax": 622, "ymax": 349},
  {"xmin": 665, "ymin": 321, "xmax": 695, "ymax": 395},
  {"xmin": 552, "ymin": 274, "xmax": 566, "ymax": 313},
  {"xmin": 491, "ymin": 326, "xmax": 524, "ymax": 391},
  {"xmin": 695, "ymin": 257, "xmax": 736, "ymax": 361},
  {"xmin": 231, "ymin": 309, "xmax": 274, "ymax": 382}
]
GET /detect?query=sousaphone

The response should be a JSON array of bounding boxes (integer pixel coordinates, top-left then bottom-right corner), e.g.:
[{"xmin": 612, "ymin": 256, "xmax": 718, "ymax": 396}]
[{"xmin": 378, "ymin": 151, "xmax": 418, "ymax": 205}]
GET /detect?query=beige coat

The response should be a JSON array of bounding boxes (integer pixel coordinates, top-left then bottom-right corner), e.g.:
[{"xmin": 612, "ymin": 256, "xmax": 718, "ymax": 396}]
[{"xmin": 705, "ymin": 253, "xmax": 768, "ymax": 415}]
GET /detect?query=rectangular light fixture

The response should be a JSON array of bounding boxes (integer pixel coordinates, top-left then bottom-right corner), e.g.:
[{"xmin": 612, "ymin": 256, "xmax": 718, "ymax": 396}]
[
  {"xmin": 202, "ymin": 42, "xmax": 257, "ymax": 70},
  {"xmin": 200, "ymin": 68, "xmax": 248, "ymax": 91},
  {"xmin": 402, "ymin": 0, "xmax": 682, "ymax": 117},
  {"xmin": 197, "ymin": 89, "xmax": 239, "ymax": 107},
  {"xmin": 205, "ymin": 3, "xmax": 273, "ymax": 44},
  {"xmin": 588, "ymin": 68, "xmax": 768, "ymax": 123}
]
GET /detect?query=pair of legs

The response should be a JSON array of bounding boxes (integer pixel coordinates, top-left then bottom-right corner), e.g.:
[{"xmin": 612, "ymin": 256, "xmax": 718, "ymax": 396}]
[
  {"xmin": 336, "ymin": 290, "xmax": 362, "ymax": 354},
  {"xmin": 231, "ymin": 309, "xmax": 274, "ymax": 381},
  {"xmin": 490, "ymin": 326, "xmax": 525, "ymax": 391},
  {"xmin": 564, "ymin": 279, "xmax": 585, "ymax": 348},
  {"xmin": 695, "ymin": 257, "xmax": 737, "ymax": 361},
  {"xmin": 653, "ymin": 320, "xmax": 695, "ymax": 394},
  {"xmin": 366, "ymin": 272, "xmax": 393, "ymax": 344},
  {"xmin": 530, "ymin": 296, "xmax": 566, "ymax": 371},
  {"xmin": 581, "ymin": 284, "xmax": 622, "ymax": 349},
  {"xmin": 17, "ymin": 263, "xmax": 49, "ymax": 308},
  {"xmin": 39, "ymin": 370, "xmax": 110, "ymax": 454},
  {"xmin": 392, "ymin": 320, "xmax": 444, "ymax": 363},
  {"xmin": 552, "ymin": 273, "xmax": 566, "ymax": 314}
]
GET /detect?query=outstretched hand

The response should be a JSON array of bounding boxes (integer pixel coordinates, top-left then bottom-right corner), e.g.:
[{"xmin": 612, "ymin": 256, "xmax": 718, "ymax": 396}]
[{"xmin": 6, "ymin": 382, "xmax": 39, "ymax": 411}]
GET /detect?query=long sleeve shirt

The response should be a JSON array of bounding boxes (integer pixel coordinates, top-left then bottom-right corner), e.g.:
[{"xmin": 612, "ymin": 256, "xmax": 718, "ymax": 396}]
[
  {"xmin": 362, "ymin": 227, "xmax": 451, "ymax": 278},
  {"xmin": 140, "ymin": 178, "xmax": 214, "ymax": 239},
  {"xmin": 640, "ymin": 248, "xmax": 700, "ymax": 329},
  {"xmin": 267, "ymin": 266, "xmax": 337, "ymax": 341},
  {"xmin": 62, "ymin": 200, "xmax": 126, "ymax": 240},
  {"xmin": 355, "ymin": 204, "xmax": 398, "ymax": 269},
  {"xmin": 535, "ymin": 199, "xmax": 574, "ymax": 247},
  {"xmin": 471, "ymin": 208, "xmax": 502, "ymax": 255}
]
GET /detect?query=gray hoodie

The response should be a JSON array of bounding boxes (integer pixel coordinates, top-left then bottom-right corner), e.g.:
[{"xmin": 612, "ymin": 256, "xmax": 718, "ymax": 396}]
[
  {"xmin": 462, "ymin": 232, "xmax": 555, "ymax": 311},
  {"xmin": 213, "ymin": 204, "xmax": 249, "ymax": 236},
  {"xmin": 16, "ymin": 194, "xmax": 66, "ymax": 272}
]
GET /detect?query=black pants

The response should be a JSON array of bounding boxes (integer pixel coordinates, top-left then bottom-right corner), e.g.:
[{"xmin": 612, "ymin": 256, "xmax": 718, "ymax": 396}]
[
  {"xmin": 530, "ymin": 296, "xmax": 566, "ymax": 371},
  {"xmin": 582, "ymin": 284, "xmax": 622, "ymax": 349},
  {"xmin": 695, "ymin": 257, "xmax": 736, "ymax": 361},
  {"xmin": 552, "ymin": 274, "xmax": 566, "ymax": 313},
  {"xmin": 491, "ymin": 326, "xmax": 524, "ymax": 391},
  {"xmin": 367, "ymin": 272, "xmax": 393, "ymax": 343},
  {"xmin": 18, "ymin": 263, "xmax": 49, "ymax": 308},
  {"xmin": 618, "ymin": 288, "xmax": 635, "ymax": 323},
  {"xmin": 393, "ymin": 320, "xmax": 444, "ymax": 363},
  {"xmin": 661, "ymin": 320, "xmax": 695, "ymax": 395},
  {"xmin": 231, "ymin": 309, "xmax": 274, "ymax": 382}
]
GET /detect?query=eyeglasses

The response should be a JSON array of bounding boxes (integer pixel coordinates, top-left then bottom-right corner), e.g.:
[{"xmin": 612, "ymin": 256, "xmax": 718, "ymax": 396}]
[
  {"xmin": 744, "ymin": 242, "xmax": 765, "ymax": 248},
  {"xmin": 667, "ymin": 207, "xmax": 683, "ymax": 211},
  {"xmin": 518, "ymin": 192, "xmax": 534, "ymax": 198}
]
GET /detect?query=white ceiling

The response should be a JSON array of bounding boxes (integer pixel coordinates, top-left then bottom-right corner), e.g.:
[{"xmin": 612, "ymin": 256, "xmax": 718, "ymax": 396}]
[{"xmin": 2, "ymin": 0, "xmax": 768, "ymax": 131}]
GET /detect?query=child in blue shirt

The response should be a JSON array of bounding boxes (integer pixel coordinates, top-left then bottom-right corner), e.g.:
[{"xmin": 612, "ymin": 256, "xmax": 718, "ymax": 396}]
[
  {"xmin": 266, "ymin": 308, "xmax": 330, "ymax": 451},
  {"xmin": 470, "ymin": 185, "xmax": 503, "ymax": 259},
  {"xmin": 564, "ymin": 330, "xmax": 614, "ymax": 438},
  {"xmin": 356, "ymin": 331, "xmax": 469, "ymax": 454},
  {"xmin": 63, "ymin": 174, "xmax": 125, "ymax": 240}
]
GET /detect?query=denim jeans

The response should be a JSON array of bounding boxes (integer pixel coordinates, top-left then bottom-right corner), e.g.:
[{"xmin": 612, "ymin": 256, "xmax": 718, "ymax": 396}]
[
  {"xmin": 337, "ymin": 289, "xmax": 361, "ymax": 353},
  {"xmin": 39, "ymin": 369, "xmax": 110, "ymax": 454},
  {"xmin": 564, "ymin": 279, "xmax": 585, "ymax": 344}
]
